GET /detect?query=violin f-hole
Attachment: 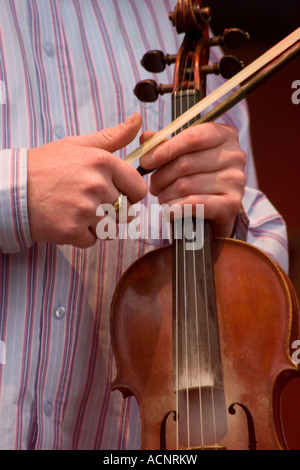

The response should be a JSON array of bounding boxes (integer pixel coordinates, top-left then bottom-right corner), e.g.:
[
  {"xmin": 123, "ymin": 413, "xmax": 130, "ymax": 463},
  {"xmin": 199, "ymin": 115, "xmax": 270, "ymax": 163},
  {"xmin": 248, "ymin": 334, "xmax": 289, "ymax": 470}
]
[
  {"xmin": 160, "ymin": 410, "xmax": 177, "ymax": 450},
  {"xmin": 228, "ymin": 403, "xmax": 257, "ymax": 450}
]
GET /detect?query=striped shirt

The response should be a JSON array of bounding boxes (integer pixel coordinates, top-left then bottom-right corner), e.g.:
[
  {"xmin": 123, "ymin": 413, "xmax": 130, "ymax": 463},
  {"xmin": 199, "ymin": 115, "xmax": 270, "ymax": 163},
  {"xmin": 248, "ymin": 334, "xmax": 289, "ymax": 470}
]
[{"xmin": 0, "ymin": 0, "xmax": 288, "ymax": 449}]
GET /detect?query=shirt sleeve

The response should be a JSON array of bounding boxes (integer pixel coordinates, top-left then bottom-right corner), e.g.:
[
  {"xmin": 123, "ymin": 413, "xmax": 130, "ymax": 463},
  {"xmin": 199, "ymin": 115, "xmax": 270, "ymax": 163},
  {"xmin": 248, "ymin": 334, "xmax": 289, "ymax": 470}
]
[
  {"xmin": 0, "ymin": 148, "xmax": 33, "ymax": 253},
  {"xmin": 235, "ymin": 186, "xmax": 289, "ymax": 274},
  {"xmin": 231, "ymin": 102, "xmax": 289, "ymax": 273}
]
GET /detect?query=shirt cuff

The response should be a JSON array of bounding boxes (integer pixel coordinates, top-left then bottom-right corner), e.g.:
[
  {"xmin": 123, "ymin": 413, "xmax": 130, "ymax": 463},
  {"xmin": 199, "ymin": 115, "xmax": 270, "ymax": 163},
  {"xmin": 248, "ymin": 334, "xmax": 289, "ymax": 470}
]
[
  {"xmin": 231, "ymin": 205, "xmax": 249, "ymax": 241},
  {"xmin": 0, "ymin": 148, "xmax": 33, "ymax": 253}
]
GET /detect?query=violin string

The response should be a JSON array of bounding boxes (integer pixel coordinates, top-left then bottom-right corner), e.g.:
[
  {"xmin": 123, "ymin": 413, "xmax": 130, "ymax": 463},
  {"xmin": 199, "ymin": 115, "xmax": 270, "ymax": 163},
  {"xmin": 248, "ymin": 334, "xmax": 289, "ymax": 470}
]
[
  {"xmin": 187, "ymin": 78, "xmax": 205, "ymax": 450},
  {"xmin": 174, "ymin": 52, "xmax": 191, "ymax": 451},
  {"xmin": 174, "ymin": 8, "xmax": 179, "ymax": 452},
  {"xmin": 183, "ymin": 52, "xmax": 192, "ymax": 451},
  {"xmin": 182, "ymin": 227, "xmax": 191, "ymax": 449},
  {"xmin": 174, "ymin": 222, "xmax": 179, "ymax": 451},
  {"xmin": 191, "ymin": 218, "xmax": 205, "ymax": 449},
  {"xmin": 173, "ymin": 52, "xmax": 189, "ymax": 450},
  {"xmin": 177, "ymin": 56, "xmax": 191, "ymax": 448},
  {"xmin": 175, "ymin": 7, "xmax": 180, "ymax": 453}
]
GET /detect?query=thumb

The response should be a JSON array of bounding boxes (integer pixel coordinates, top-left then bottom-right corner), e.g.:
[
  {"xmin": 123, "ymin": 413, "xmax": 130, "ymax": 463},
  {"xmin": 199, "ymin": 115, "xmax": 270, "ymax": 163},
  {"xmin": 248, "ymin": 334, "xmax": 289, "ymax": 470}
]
[{"xmin": 73, "ymin": 113, "xmax": 143, "ymax": 152}]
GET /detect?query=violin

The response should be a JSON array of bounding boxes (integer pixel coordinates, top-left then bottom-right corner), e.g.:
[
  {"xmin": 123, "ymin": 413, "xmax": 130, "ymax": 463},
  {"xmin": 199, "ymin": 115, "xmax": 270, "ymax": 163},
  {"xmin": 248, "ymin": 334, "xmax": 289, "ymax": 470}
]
[{"xmin": 110, "ymin": 0, "xmax": 300, "ymax": 450}]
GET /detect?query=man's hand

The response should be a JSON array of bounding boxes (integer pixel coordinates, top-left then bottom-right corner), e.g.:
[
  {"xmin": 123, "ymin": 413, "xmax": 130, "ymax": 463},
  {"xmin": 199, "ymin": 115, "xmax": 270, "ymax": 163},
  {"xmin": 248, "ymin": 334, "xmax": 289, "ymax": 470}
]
[
  {"xmin": 139, "ymin": 122, "xmax": 246, "ymax": 238},
  {"xmin": 28, "ymin": 113, "xmax": 147, "ymax": 248}
]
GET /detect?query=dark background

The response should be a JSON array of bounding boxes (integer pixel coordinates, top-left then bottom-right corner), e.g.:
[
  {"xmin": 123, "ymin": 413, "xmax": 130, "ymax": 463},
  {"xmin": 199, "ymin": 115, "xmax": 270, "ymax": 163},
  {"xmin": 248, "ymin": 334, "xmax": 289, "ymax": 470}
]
[{"xmin": 203, "ymin": 0, "xmax": 300, "ymax": 450}]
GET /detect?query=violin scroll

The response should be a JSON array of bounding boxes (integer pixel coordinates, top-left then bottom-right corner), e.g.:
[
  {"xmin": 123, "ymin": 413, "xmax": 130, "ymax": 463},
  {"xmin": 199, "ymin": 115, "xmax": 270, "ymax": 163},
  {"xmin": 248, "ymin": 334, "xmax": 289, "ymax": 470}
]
[
  {"xmin": 133, "ymin": 0, "xmax": 249, "ymax": 104},
  {"xmin": 168, "ymin": 0, "xmax": 211, "ymax": 34}
]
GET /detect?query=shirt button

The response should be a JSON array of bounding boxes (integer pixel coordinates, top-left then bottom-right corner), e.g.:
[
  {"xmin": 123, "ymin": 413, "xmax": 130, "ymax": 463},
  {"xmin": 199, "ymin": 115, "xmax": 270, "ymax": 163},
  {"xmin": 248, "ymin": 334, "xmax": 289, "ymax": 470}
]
[
  {"xmin": 54, "ymin": 125, "xmax": 66, "ymax": 139},
  {"xmin": 43, "ymin": 42, "xmax": 55, "ymax": 57},
  {"xmin": 44, "ymin": 399, "xmax": 53, "ymax": 417},
  {"xmin": 53, "ymin": 305, "xmax": 66, "ymax": 320}
]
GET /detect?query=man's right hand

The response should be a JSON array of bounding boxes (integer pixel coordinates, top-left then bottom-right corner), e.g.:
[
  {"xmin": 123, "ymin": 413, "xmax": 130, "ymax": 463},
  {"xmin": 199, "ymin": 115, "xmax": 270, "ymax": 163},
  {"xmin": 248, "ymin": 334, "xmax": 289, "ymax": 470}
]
[{"xmin": 27, "ymin": 113, "xmax": 147, "ymax": 248}]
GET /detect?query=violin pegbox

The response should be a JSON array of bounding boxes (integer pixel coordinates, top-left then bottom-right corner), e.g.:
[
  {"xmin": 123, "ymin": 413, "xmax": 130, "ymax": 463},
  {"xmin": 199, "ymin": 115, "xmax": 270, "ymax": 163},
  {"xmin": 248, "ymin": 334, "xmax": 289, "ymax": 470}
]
[{"xmin": 133, "ymin": 0, "xmax": 249, "ymax": 103}]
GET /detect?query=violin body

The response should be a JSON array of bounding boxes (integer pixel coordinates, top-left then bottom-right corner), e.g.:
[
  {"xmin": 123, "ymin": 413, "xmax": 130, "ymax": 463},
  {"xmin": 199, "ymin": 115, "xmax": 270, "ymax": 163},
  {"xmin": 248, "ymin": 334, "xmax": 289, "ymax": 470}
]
[{"xmin": 111, "ymin": 238, "xmax": 299, "ymax": 450}]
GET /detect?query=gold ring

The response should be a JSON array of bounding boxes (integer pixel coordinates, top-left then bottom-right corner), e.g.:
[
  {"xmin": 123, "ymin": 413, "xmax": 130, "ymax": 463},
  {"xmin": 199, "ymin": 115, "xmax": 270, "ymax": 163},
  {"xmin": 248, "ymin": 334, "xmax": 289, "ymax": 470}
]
[{"xmin": 113, "ymin": 193, "xmax": 124, "ymax": 212}]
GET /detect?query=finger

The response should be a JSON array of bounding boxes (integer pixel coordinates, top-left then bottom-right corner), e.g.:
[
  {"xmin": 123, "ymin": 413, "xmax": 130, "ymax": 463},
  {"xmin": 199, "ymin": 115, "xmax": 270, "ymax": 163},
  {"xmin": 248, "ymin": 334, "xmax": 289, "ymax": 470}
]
[
  {"xmin": 112, "ymin": 158, "xmax": 148, "ymax": 204},
  {"xmin": 77, "ymin": 228, "xmax": 98, "ymax": 248},
  {"xmin": 138, "ymin": 130, "xmax": 168, "ymax": 175},
  {"xmin": 140, "ymin": 123, "xmax": 235, "ymax": 170},
  {"xmin": 153, "ymin": 172, "xmax": 222, "ymax": 203},
  {"xmin": 162, "ymin": 193, "xmax": 241, "ymax": 238},
  {"xmin": 150, "ymin": 160, "xmax": 244, "ymax": 201},
  {"xmin": 70, "ymin": 113, "xmax": 143, "ymax": 153},
  {"xmin": 56, "ymin": 224, "xmax": 98, "ymax": 249},
  {"xmin": 148, "ymin": 150, "xmax": 218, "ymax": 196},
  {"xmin": 81, "ymin": 146, "xmax": 147, "ymax": 205}
]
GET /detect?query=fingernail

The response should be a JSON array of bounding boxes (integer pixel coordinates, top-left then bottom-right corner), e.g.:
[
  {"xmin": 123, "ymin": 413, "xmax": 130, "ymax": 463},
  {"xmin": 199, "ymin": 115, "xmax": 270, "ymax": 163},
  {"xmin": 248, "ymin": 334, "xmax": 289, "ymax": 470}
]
[{"xmin": 124, "ymin": 113, "xmax": 141, "ymax": 126}]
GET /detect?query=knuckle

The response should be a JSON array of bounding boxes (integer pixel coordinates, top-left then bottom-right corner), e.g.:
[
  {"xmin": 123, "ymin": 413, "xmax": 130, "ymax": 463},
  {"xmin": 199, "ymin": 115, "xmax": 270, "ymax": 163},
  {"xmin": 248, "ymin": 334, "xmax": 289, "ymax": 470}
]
[
  {"xmin": 218, "ymin": 165, "xmax": 237, "ymax": 182},
  {"xmin": 219, "ymin": 123, "xmax": 239, "ymax": 139},
  {"xmin": 227, "ymin": 124, "xmax": 239, "ymax": 138},
  {"xmin": 93, "ymin": 177, "xmax": 107, "ymax": 195},
  {"xmin": 75, "ymin": 198, "xmax": 95, "ymax": 219},
  {"xmin": 177, "ymin": 155, "xmax": 191, "ymax": 174},
  {"xmin": 94, "ymin": 150, "xmax": 112, "ymax": 170},
  {"xmin": 239, "ymin": 169, "xmax": 246, "ymax": 188},
  {"xmin": 185, "ymin": 127, "xmax": 203, "ymax": 148},
  {"xmin": 174, "ymin": 177, "xmax": 189, "ymax": 197},
  {"xmin": 231, "ymin": 166, "xmax": 246, "ymax": 185},
  {"xmin": 226, "ymin": 147, "xmax": 247, "ymax": 171},
  {"xmin": 99, "ymin": 127, "xmax": 115, "ymax": 146},
  {"xmin": 236, "ymin": 148, "xmax": 247, "ymax": 168},
  {"xmin": 227, "ymin": 192, "xmax": 243, "ymax": 216},
  {"xmin": 85, "ymin": 171, "xmax": 111, "ymax": 198}
]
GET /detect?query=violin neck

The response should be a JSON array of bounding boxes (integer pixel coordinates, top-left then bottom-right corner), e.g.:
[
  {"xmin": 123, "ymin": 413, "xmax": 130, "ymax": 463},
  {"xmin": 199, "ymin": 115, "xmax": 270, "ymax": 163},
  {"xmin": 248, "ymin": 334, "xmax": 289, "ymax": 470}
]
[{"xmin": 172, "ymin": 89, "xmax": 202, "ymax": 126}]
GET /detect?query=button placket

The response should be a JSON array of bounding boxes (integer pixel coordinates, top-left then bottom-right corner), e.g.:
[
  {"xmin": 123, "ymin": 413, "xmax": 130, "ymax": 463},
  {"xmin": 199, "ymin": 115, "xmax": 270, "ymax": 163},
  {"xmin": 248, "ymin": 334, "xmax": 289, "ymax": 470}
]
[{"xmin": 42, "ymin": 43, "xmax": 66, "ymax": 140}]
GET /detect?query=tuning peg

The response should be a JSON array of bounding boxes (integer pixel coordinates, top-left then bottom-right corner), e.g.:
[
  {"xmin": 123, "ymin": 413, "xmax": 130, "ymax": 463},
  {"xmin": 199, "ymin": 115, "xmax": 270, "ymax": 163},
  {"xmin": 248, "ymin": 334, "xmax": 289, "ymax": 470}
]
[
  {"xmin": 202, "ymin": 55, "xmax": 244, "ymax": 79},
  {"xmin": 133, "ymin": 79, "xmax": 173, "ymax": 102},
  {"xmin": 140, "ymin": 50, "xmax": 177, "ymax": 73},
  {"xmin": 207, "ymin": 28, "xmax": 250, "ymax": 50}
]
